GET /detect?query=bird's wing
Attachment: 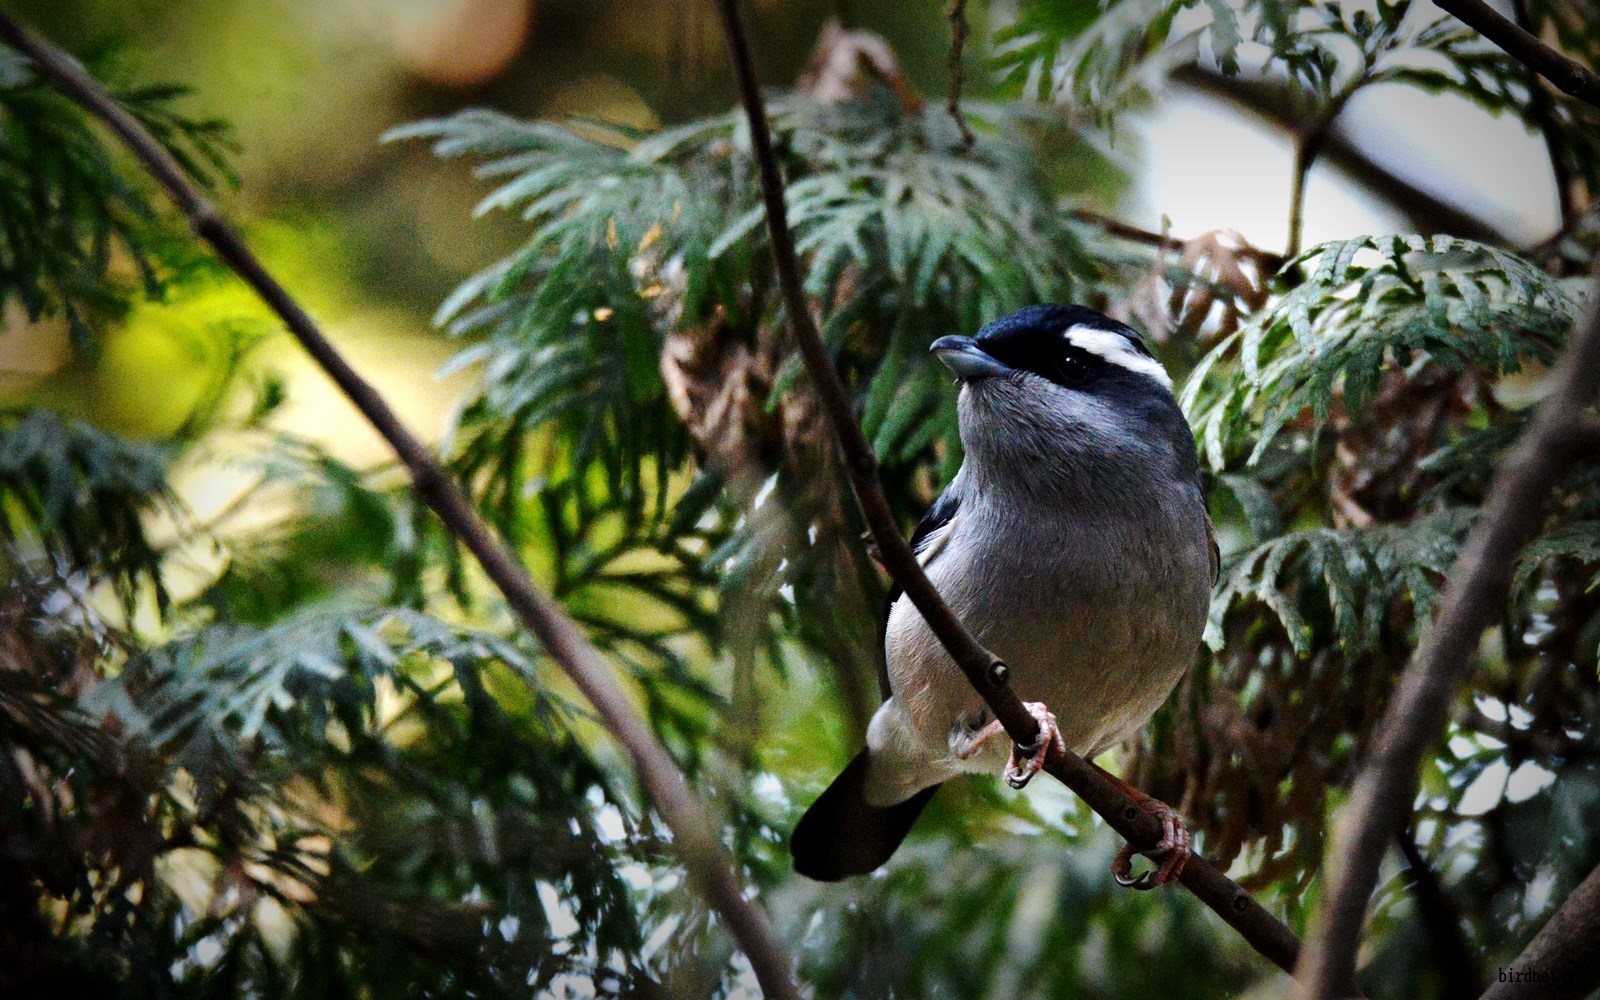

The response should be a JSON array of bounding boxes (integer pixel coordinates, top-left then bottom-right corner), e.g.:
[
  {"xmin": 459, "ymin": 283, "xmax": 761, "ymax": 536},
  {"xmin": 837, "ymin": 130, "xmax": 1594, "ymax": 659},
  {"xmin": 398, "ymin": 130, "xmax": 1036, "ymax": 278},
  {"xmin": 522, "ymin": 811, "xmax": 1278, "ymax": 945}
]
[
  {"xmin": 883, "ymin": 484, "xmax": 962, "ymax": 630},
  {"xmin": 1205, "ymin": 510, "xmax": 1220, "ymax": 585}
]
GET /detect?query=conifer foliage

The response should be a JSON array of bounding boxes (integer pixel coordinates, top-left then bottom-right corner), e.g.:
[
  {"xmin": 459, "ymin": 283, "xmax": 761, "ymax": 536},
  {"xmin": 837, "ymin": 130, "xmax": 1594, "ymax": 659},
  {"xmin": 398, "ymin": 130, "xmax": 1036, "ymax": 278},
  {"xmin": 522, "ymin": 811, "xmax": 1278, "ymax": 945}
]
[{"xmin": 2, "ymin": 2, "xmax": 1598, "ymax": 997}]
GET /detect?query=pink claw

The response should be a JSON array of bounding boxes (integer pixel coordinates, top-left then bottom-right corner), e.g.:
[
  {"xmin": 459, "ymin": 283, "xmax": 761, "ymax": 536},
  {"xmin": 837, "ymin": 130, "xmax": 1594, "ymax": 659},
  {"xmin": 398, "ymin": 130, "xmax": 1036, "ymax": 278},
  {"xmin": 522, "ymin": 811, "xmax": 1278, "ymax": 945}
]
[
  {"xmin": 1003, "ymin": 702, "xmax": 1066, "ymax": 790},
  {"xmin": 1109, "ymin": 797, "xmax": 1190, "ymax": 890}
]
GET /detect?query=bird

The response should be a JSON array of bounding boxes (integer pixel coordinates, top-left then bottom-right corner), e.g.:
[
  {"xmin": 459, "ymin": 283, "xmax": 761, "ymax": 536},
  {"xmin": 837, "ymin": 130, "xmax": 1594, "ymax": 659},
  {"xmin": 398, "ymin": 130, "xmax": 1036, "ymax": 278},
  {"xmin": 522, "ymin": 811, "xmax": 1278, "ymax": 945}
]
[{"xmin": 790, "ymin": 303, "xmax": 1217, "ymax": 885}]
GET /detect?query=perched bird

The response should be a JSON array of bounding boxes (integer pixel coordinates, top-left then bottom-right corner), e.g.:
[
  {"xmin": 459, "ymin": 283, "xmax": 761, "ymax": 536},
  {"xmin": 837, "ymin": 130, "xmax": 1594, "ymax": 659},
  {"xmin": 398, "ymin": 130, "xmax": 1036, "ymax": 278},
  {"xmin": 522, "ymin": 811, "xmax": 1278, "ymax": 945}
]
[{"xmin": 791, "ymin": 304, "xmax": 1217, "ymax": 884}]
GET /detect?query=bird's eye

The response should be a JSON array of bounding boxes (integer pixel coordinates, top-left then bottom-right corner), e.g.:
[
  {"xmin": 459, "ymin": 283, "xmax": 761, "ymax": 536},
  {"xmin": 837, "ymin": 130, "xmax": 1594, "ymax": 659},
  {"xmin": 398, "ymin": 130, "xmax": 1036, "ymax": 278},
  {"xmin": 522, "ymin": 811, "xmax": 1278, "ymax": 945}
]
[{"xmin": 1053, "ymin": 354, "xmax": 1090, "ymax": 384}]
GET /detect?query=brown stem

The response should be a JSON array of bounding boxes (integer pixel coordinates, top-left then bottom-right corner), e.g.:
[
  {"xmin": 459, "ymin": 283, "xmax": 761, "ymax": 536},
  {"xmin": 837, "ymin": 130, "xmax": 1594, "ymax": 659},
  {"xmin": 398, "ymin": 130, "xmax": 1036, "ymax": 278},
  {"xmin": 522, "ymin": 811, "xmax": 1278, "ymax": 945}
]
[
  {"xmin": 0, "ymin": 15, "xmax": 801, "ymax": 1000},
  {"xmin": 1478, "ymin": 861, "xmax": 1600, "ymax": 1000},
  {"xmin": 1286, "ymin": 90, "xmax": 1353, "ymax": 259},
  {"xmin": 1435, "ymin": 0, "xmax": 1600, "ymax": 112},
  {"xmin": 712, "ymin": 0, "xmax": 1313, "ymax": 983},
  {"xmin": 945, "ymin": 0, "xmax": 976, "ymax": 149},
  {"xmin": 1293, "ymin": 254, "xmax": 1600, "ymax": 1000},
  {"xmin": 1509, "ymin": 0, "xmax": 1576, "ymax": 229},
  {"xmin": 1286, "ymin": 136, "xmax": 1314, "ymax": 259},
  {"xmin": 1069, "ymin": 208, "xmax": 1287, "ymax": 271}
]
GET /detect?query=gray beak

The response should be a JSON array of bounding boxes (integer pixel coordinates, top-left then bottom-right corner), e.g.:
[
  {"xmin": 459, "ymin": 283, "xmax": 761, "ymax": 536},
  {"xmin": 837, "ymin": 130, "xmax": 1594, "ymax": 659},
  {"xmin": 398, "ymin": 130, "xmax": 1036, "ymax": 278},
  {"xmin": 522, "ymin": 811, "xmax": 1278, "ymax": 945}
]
[{"xmin": 931, "ymin": 335, "xmax": 1010, "ymax": 381}]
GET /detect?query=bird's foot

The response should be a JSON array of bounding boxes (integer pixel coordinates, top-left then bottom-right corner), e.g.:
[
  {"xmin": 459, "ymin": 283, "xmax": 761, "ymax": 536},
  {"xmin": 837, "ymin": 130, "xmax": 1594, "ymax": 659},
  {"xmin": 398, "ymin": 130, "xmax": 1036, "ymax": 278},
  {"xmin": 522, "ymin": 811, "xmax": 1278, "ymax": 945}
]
[
  {"xmin": 1109, "ymin": 792, "xmax": 1190, "ymax": 890},
  {"xmin": 950, "ymin": 701, "xmax": 1066, "ymax": 790},
  {"xmin": 1004, "ymin": 702, "xmax": 1065, "ymax": 789}
]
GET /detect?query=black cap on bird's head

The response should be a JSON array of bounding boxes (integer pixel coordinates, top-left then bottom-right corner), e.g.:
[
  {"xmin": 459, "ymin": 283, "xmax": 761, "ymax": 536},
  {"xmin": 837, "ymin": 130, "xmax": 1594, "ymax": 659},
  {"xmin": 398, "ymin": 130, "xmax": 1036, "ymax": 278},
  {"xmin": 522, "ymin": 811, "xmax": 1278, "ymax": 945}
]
[{"xmin": 930, "ymin": 305, "xmax": 1171, "ymax": 394}]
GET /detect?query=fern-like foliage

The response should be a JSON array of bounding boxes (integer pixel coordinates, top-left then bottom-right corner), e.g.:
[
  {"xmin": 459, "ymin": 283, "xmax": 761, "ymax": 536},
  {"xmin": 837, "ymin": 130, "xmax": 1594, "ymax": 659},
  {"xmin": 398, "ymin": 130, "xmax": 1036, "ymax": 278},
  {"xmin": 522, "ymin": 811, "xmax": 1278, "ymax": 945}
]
[
  {"xmin": 391, "ymin": 88, "xmax": 1109, "ymax": 735},
  {"xmin": 0, "ymin": 44, "xmax": 235, "ymax": 358},
  {"xmin": 393, "ymin": 93, "xmax": 1091, "ymax": 496},
  {"xmin": 1134, "ymin": 234, "xmax": 1600, "ymax": 891},
  {"xmin": 995, "ymin": 0, "xmax": 1195, "ymax": 109},
  {"xmin": 1184, "ymin": 236, "xmax": 1579, "ymax": 468},
  {"xmin": 12, "ymin": 7, "xmax": 1600, "ymax": 998},
  {"xmin": 0, "ymin": 408, "xmax": 180, "ymax": 613},
  {"xmin": 12, "ymin": 593, "xmax": 679, "ymax": 996}
]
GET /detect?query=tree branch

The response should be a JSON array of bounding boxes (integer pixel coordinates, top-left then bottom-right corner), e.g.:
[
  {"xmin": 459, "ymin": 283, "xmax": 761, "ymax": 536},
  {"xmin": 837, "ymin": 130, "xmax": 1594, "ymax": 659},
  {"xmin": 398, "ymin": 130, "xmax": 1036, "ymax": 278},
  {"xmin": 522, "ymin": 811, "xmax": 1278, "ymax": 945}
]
[
  {"xmin": 1435, "ymin": 0, "xmax": 1600, "ymax": 112},
  {"xmin": 1479, "ymin": 860, "xmax": 1600, "ymax": 1000},
  {"xmin": 1069, "ymin": 208, "xmax": 1287, "ymax": 272},
  {"xmin": 1293, "ymin": 254, "xmax": 1600, "ymax": 1000},
  {"xmin": 712, "ymin": 0, "xmax": 1313, "ymax": 984},
  {"xmin": 0, "ymin": 16, "xmax": 802, "ymax": 1000},
  {"xmin": 944, "ymin": 0, "xmax": 976, "ymax": 149},
  {"xmin": 1171, "ymin": 65, "xmax": 1511, "ymax": 247},
  {"xmin": 1509, "ymin": 0, "xmax": 1577, "ymax": 229}
]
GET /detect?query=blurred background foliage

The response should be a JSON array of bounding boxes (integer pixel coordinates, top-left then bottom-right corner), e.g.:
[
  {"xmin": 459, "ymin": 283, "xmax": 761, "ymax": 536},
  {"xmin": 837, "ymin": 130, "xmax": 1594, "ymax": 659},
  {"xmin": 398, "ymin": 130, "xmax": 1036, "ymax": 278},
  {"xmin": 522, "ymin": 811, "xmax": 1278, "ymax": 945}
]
[{"xmin": 1, "ymin": 0, "xmax": 1598, "ymax": 997}]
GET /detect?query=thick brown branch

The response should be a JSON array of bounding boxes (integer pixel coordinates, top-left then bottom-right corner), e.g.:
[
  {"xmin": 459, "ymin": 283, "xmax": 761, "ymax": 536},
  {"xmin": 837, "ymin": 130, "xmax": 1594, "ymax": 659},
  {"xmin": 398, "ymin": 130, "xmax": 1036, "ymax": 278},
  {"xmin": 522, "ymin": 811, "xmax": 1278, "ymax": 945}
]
[
  {"xmin": 1293, "ymin": 256, "xmax": 1600, "ymax": 1000},
  {"xmin": 1480, "ymin": 861, "xmax": 1600, "ymax": 1000},
  {"xmin": 712, "ymin": 0, "xmax": 1311, "ymax": 983},
  {"xmin": 1435, "ymin": 0, "xmax": 1600, "ymax": 112},
  {"xmin": 0, "ymin": 16, "xmax": 801, "ymax": 1000}
]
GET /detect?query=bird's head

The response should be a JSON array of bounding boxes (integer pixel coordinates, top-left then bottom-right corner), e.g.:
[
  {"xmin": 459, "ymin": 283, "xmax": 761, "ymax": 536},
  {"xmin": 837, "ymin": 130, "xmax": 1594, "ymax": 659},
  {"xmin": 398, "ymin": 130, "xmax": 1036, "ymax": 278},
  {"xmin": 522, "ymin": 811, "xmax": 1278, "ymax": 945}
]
[{"xmin": 931, "ymin": 304, "xmax": 1193, "ymax": 492}]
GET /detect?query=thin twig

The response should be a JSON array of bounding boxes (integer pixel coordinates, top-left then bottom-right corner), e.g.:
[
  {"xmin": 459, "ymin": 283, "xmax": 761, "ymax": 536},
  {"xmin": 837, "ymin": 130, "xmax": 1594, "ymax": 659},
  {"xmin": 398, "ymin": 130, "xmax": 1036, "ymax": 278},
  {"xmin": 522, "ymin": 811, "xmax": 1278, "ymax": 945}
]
[
  {"xmin": 1509, "ymin": 0, "xmax": 1576, "ymax": 230},
  {"xmin": 0, "ymin": 16, "xmax": 802, "ymax": 1000},
  {"xmin": 1172, "ymin": 65, "xmax": 1509, "ymax": 246},
  {"xmin": 1293, "ymin": 254, "xmax": 1600, "ymax": 1000},
  {"xmin": 1286, "ymin": 88, "xmax": 1355, "ymax": 259},
  {"xmin": 1435, "ymin": 0, "xmax": 1600, "ymax": 112},
  {"xmin": 945, "ymin": 0, "xmax": 976, "ymax": 149},
  {"xmin": 1395, "ymin": 827, "xmax": 1479, "ymax": 1000},
  {"xmin": 1070, "ymin": 208, "xmax": 1287, "ymax": 271},
  {"xmin": 1479, "ymin": 861, "xmax": 1600, "ymax": 1000},
  {"xmin": 711, "ymin": 0, "xmax": 1312, "ymax": 982}
]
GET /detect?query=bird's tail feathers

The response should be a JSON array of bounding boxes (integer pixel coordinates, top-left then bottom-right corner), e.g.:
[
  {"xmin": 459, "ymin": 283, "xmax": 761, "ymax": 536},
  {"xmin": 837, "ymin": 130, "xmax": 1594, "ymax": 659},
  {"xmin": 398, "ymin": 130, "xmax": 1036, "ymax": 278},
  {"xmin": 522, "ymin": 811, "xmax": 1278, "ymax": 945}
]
[{"xmin": 791, "ymin": 749, "xmax": 940, "ymax": 881}]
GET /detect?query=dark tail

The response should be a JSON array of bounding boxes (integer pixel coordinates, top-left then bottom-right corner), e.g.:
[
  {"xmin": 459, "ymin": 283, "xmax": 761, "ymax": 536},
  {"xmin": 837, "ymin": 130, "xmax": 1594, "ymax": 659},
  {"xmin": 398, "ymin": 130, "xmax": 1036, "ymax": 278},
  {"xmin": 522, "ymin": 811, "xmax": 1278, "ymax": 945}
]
[{"xmin": 791, "ymin": 749, "xmax": 940, "ymax": 881}]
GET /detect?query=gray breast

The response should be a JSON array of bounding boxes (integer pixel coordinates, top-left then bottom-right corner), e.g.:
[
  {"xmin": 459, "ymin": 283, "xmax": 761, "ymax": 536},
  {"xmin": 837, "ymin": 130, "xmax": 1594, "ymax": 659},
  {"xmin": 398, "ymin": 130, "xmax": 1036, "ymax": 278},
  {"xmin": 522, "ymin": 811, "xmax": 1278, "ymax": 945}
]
[{"xmin": 885, "ymin": 475, "xmax": 1212, "ymax": 767}]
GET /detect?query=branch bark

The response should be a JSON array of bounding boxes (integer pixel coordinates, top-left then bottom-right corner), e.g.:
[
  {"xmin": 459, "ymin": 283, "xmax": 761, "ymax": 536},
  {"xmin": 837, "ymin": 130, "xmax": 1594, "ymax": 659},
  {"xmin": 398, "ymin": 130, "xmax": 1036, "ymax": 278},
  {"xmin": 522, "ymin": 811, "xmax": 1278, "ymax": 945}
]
[
  {"xmin": 1435, "ymin": 0, "xmax": 1600, "ymax": 112},
  {"xmin": 1293, "ymin": 255, "xmax": 1600, "ymax": 1000},
  {"xmin": 712, "ymin": 0, "xmax": 1314, "ymax": 984},
  {"xmin": 0, "ymin": 16, "xmax": 802, "ymax": 1000},
  {"xmin": 1479, "ymin": 861, "xmax": 1600, "ymax": 1000}
]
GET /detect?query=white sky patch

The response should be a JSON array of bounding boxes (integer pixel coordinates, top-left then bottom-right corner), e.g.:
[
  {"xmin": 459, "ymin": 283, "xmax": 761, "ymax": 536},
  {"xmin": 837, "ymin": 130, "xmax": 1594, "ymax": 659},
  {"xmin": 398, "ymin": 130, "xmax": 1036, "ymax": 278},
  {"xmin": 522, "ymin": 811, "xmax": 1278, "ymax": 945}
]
[
  {"xmin": 1457, "ymin": 760, "xmax": 1509, "ymax": 817},
  {"xmin": 1064, "ymin": 326, "xmax": 1173, "ymax": 389},
  {"xmin": 1505, "ymin": 760, "xmax": 1557, "ymax": 803},
  {"xmin": 1525, "ymin": 864, "xmax": 1558, "ymax": 921},
  {"xmin": 537, "ymin": 880, "xmax": 581, "ymax": 939},
  {"xmin": 594, "ymin": 803, "xmax": 626, "ymax": 844}
]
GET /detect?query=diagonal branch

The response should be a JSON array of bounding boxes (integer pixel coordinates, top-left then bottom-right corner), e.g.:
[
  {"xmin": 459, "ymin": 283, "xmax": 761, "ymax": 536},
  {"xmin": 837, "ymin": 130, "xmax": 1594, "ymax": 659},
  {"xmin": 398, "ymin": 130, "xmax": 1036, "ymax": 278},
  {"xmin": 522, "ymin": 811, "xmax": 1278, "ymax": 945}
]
[
  {"xmin": 0, "ymin": 16, "xmax": 802, "ymax": 1000},
  {"xmin": 712, "ymin": 0, "xmax": 1314, "ymax": 984},
  {"xmin": 1293, "ymin": 255, "xmax": 1600, "ymax": 1000},
  {"xmin": 1479, "ymin": 860, "xmax": 1600, "ymax": 1000},
  {"xmin": 1434, "ymin": 0, "xmax": 1600, "ymax": 112}
]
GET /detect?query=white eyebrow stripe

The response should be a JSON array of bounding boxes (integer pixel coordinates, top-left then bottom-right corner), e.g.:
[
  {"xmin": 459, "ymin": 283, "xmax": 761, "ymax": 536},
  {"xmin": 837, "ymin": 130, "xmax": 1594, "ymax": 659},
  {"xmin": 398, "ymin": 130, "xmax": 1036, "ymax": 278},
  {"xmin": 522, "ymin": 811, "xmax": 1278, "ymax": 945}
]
[{"xmin": 1064, "ymin": 327, "xmax": 1173, "ymax": 390}]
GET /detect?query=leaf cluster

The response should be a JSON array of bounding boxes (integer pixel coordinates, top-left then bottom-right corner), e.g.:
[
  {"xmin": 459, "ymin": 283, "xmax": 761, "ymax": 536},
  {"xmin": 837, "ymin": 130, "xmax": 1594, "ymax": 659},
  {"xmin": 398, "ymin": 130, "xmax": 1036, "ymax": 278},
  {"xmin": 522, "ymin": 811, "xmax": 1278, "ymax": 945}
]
[
  {"xmin": 1132, "ymin": 235, "xmax": 1600, "ymax": 899},
  {"xmin": 0, "ymin": 42, "xmax": 235, "ymax": 359},
  {"xmin": 0, "ymin": 408, "xmax": 179, "ymax": 612}
]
